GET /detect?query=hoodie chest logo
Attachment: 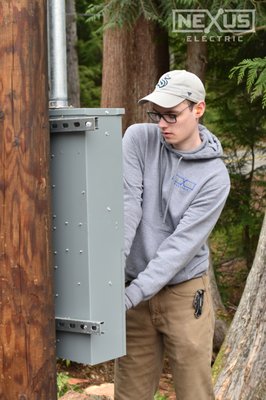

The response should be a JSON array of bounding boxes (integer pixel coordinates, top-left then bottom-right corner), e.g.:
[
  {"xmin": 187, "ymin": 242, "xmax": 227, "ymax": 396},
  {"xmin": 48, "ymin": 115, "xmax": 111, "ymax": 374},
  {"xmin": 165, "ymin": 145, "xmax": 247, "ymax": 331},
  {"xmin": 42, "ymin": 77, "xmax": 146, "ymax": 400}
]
[{"xmin": 172, "ymin": 174, "xmax": 196, "ymax": 192}]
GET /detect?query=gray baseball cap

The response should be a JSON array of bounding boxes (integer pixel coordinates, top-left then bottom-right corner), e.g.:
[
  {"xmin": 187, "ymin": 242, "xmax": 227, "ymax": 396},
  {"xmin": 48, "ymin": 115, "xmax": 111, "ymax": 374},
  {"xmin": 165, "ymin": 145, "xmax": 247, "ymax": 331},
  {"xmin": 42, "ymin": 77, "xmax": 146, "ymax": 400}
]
[{"xmin": 139, "ymin": 70, "xmax": 206, "ymax": 108}]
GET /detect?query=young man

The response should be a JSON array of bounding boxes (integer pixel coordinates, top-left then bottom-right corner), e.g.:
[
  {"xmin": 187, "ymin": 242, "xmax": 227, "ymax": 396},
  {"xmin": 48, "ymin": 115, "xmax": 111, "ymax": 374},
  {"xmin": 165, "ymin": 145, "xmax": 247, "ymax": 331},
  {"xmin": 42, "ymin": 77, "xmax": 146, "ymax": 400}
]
[{"xmin": 115, "ymin": 70, "xmax": 230, "ymax": 400}]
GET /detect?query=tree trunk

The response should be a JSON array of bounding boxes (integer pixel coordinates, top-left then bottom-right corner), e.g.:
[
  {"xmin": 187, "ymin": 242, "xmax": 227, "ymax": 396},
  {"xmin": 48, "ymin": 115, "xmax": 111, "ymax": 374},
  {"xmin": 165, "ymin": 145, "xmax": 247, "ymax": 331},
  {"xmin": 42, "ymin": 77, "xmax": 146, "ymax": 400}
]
[
  {"xmin": 186, "ymin": 40, "xmax": 208, "ymax": 82},
  {"xmin": 213, "ymin": 213, "xmax": 266, "ymax": 399},
  {"xmin": 209, "ymin": 255, "xmax": 225, "ymax": 313},
  {"xmin": 209, "ymin": 254, "xmax": 229, "ymax": 358},
  {"xmin": 0, "ymin": 2, "xmax": 56, "ymax": 399},
  {"xmin": 66, "ymin": 0, "xmax": 80, "ymax": 107},
  {"xmin": 101, "ymin": 15, "xmax": 169, "ymax": 132}
]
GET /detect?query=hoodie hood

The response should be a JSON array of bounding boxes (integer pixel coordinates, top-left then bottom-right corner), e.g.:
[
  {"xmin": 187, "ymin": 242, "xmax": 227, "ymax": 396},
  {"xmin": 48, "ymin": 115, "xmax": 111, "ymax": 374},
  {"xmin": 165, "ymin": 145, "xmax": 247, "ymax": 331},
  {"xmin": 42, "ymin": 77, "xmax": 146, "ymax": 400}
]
[{"xmin": 160, "ymin": 124, "xmax": 223, "ymax": 160}]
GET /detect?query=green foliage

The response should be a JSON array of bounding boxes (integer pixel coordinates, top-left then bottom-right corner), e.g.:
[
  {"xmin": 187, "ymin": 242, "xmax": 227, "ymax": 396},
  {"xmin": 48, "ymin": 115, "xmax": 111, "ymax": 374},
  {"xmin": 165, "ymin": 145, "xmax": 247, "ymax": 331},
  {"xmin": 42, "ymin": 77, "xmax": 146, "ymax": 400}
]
[
  {"xmin": 202, "ymin": 30, "xmax": 266, "ymax": 268},
  {"xmin": 154, "ymin": 393, "xmax": 169, "ymax": 400},
  {"xmin": 212, "ymin": 342, "xmax": 226, "ymax": 382},
  {"xmin": 229, "ymin": 57, "xmax": 266, "ymax": 108},
  {"xmin": 65, "ymin": 359, "xmax": 71, "ymax": 368},
  {"xmin": 57, "ymin": 372, "xmax": 82, "ymax": 398},
  {"xmin": 86, "ymin": 0, "xmax": 263, "ymax": 36},
  {"xmin": 210, "ymin": 223, "xmax": 250, "ymax": 305},
  {"xmin": 57, "ymin": 372, "xmax": 70, "ymax": 397},
  {"xmin": 86, "ymin": 0, "xmax": 162, "ymax": 29},
  {"xmin": 210, "ymin": 224, "xmax": 244, "ymax": 264},
  {"xmin": 76, "ymin": 0, "xmax": 102, "ymax": 107},
  {"xmin": 79, "ymin": 65, "xmax": 102, "ymax": 107}
]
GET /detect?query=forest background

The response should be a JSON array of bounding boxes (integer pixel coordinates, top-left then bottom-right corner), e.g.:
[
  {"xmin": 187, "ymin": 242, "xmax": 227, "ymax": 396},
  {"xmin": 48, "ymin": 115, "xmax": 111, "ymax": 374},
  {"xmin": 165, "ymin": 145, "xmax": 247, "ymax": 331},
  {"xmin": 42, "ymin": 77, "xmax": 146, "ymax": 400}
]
[
  {"xmin": 72, "ymin": 0, "xmax": 265, "ymax": 306},
  {"xmin": 59, "ymin": 0, "xmax": 266, "ymax": 399}
]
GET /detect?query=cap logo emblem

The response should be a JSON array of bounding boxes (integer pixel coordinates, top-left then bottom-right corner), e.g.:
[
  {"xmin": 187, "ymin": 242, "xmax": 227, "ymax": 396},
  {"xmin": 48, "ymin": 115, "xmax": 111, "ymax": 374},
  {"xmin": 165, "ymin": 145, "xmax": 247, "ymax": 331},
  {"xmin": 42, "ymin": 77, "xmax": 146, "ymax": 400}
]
[
  {"xmin": 187, "ymin": 92, "xmax": 192, "ymax": 96},
  {"xmin": 156, "ymin": 74, "xmax": 171, "ymax": 89}
]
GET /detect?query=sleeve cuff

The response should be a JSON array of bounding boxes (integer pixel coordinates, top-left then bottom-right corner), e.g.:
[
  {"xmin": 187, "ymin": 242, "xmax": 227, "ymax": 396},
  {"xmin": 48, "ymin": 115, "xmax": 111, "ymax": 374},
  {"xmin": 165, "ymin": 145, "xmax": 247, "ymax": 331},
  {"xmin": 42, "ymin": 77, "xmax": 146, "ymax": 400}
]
[
  {"xmin": 125, "ymin": 283, "xmax": 144, "ymax": 309},
  {"xmin": 125, "ymin": 294, "xmax": 133, "ymax": 311}
]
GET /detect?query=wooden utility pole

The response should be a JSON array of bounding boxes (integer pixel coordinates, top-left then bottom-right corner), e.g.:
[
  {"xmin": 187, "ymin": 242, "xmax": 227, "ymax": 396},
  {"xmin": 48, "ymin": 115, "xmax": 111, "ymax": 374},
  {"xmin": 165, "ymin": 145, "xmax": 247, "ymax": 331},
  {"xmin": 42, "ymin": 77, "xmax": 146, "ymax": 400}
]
[{"xmin": 0, "ymin": 1, "xmax": 57, "ymax": 399}]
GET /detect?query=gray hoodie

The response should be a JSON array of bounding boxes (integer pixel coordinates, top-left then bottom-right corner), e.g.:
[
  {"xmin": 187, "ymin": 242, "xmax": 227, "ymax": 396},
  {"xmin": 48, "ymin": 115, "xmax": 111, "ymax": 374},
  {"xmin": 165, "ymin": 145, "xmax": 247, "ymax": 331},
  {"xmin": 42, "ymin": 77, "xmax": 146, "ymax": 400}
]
[{"xmin": 124, "ymin": 123, "xmax": 230, "ymax": 310}]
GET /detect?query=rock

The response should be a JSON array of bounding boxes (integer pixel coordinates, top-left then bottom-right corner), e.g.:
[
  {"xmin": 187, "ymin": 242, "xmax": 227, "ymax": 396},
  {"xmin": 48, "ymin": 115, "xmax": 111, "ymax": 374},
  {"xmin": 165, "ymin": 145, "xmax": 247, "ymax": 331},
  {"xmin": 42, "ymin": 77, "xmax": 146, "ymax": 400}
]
[
  {"xmin": 59, "ymin": 391, "xmax": 91, "ymax": 399},
  {"xmin": 68, "ymin": 378, "xmax": 90, "ymax": 385},
  {"xmin": 84, "ymin": 383, "xmax": 114, "ymax": 399}
]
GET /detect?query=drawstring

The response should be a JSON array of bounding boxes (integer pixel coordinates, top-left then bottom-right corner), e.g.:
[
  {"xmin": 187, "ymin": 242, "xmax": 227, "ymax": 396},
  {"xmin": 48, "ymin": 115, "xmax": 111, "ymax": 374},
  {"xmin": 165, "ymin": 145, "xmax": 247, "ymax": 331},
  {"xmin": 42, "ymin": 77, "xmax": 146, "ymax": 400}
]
[
  {"xmin": 159, "ymin": 143, "xmax": 165, "ymax": 218},
  {"xmin": 162, "ymin": 154, "xmax": 183, "ymax": 224}
]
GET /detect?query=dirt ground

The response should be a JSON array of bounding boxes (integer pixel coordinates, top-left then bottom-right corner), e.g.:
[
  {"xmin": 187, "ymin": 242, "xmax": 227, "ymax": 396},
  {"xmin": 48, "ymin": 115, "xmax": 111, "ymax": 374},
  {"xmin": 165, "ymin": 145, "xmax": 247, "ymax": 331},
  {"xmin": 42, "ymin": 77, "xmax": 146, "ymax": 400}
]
[{"xmin": 57, "ymin": 358, "xmax": 175, "ymax": 399}]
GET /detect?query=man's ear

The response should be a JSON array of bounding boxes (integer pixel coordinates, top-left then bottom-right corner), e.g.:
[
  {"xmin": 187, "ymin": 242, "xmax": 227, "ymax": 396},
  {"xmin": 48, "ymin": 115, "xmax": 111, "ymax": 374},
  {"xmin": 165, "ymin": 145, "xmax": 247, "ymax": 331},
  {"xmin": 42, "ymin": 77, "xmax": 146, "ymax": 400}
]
[{"xmin": 193, "ymin": 101, "xmax": 206, "ymax": 118}]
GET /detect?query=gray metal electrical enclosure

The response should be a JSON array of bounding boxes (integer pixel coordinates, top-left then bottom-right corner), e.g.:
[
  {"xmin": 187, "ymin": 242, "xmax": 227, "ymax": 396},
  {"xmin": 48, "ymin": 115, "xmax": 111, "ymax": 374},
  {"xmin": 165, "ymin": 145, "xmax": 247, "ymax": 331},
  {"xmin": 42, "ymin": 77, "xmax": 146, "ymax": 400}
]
[{"xmin": 50, "ymin": 107, "xmax": 126, "ymax": 365}]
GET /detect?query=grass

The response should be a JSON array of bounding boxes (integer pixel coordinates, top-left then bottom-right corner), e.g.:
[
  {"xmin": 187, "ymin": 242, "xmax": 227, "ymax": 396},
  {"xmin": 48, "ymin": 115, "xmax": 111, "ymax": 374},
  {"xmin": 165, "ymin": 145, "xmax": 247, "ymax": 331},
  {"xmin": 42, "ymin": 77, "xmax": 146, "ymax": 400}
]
[
  {"xmin": 57, "ymin": 372, "xmax": 82, "ymax": 398},
  {"xmin": 154, "ymin": 393, "xmax": 169, "ymax": 400}
]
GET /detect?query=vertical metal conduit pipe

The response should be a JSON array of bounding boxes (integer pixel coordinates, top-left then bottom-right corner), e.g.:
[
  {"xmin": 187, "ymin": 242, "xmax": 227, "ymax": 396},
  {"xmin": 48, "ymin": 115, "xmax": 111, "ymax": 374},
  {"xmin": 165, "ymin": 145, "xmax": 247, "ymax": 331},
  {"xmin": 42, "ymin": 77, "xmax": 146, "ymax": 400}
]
[{"xmin": 48, "ymin": 0, "xmax": 68, "ymax": 108}]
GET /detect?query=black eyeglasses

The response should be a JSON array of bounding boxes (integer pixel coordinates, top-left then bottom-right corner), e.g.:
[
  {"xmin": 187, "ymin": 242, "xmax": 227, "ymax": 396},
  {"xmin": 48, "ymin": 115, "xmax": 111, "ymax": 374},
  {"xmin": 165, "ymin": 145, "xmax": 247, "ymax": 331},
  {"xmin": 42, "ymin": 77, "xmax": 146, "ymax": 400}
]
[{"xmin": 147, "ymin": 104, "xmax": 192, "ymax": 124}]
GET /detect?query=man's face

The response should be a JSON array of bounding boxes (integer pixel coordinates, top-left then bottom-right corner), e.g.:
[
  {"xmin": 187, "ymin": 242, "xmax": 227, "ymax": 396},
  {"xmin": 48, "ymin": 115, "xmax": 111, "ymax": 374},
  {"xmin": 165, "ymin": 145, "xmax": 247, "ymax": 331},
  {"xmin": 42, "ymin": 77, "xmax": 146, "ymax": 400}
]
[{"xmin": 151, "ymin": 100, "xmax": 205, "ymax": 151}]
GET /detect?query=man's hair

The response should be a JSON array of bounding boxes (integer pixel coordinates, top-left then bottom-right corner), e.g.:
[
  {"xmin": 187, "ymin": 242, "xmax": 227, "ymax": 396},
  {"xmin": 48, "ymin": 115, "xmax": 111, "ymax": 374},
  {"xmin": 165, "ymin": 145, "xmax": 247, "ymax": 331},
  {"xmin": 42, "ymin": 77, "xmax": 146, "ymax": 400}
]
[{"xmin": 187, "ymin": 100, "xmax": 196, "ymax": 110}]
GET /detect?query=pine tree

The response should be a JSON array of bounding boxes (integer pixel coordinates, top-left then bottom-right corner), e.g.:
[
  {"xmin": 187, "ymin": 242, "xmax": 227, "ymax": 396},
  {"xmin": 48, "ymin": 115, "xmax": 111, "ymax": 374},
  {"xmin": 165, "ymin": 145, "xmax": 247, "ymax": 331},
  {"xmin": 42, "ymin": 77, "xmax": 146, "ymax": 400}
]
[{"xmin": 229, "ymin": 57, "xmax": 266, "ymax": 108}]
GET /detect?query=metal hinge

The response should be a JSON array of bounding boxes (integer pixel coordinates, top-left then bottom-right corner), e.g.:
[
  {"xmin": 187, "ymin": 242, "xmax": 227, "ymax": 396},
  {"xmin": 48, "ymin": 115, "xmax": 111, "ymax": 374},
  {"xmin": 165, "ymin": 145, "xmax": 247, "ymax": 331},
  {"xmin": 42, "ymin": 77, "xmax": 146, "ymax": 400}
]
[
  {"xmin": 56, "ymin": 317, "xmax": 104, "ymax": 335},
  {"xmin": 50, "ymin": 116, "xmax": 98, "ymax": 133}
]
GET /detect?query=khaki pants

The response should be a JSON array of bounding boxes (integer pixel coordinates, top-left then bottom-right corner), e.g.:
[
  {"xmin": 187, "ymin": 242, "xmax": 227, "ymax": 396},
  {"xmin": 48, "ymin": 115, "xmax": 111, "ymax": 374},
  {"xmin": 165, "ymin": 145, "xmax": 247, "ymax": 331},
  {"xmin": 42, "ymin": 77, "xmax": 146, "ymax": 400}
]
[{"xmin": 114, "ymin": 274, "xmax": 215, "ymax": 400}]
